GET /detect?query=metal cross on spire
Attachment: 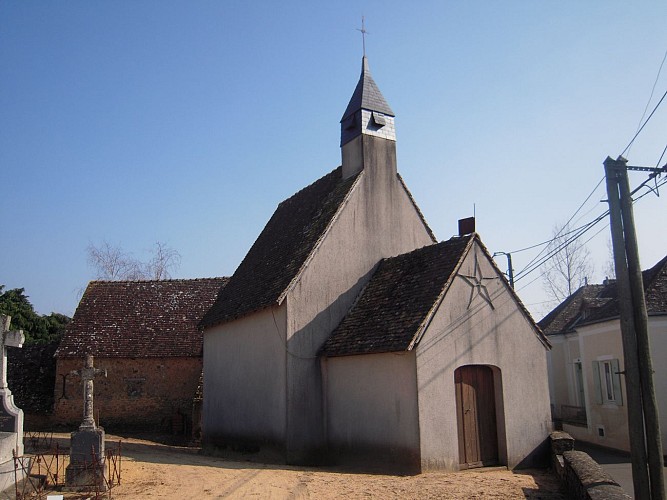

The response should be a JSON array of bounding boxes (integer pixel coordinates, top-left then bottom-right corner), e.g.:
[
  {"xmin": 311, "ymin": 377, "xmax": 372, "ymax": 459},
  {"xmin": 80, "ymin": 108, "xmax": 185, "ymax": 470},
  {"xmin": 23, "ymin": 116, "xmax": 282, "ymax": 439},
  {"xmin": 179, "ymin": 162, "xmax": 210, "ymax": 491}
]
[{"xmin": 356, "ymin": 16, "xmax": 369, "ymax": 57}]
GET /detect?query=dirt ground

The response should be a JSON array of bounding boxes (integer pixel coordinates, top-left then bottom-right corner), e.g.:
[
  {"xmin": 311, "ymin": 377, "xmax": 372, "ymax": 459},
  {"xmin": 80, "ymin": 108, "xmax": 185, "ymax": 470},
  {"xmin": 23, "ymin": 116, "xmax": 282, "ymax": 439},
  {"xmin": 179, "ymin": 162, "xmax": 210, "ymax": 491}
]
[{"xmin": 16, "ymin": 433, "xmax": 568, "ymax": 499}]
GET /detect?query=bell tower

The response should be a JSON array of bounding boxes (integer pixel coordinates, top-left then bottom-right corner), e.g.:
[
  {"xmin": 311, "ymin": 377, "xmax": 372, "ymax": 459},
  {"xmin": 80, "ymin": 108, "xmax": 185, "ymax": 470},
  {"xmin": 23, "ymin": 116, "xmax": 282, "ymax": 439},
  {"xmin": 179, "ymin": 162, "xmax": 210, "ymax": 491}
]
[{"xmin": 340, "ymin": 56, "xmax": 396, "ymax": 179}]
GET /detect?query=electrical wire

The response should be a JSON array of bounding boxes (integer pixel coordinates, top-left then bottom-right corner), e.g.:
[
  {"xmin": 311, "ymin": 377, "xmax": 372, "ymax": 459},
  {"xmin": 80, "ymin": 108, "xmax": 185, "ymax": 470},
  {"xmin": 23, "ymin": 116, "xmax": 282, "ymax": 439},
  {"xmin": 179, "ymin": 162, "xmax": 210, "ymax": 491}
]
[
  {"xmin": 508, "ymin": 176, "xmax": 605, "ymax": 256},
  {"xmin": 620, "ymin": 87, "xmax": 667, "ymax": 157},
  {"xmin": 513, "ymin": 174, "xmax": 667, "ymax": 285},
  {"xmin": 655, "ymin": 145, "xmax": 667, "ymax": 170},
  {"xmin": 514, "ymin": 212, "xmax": 608, "ymax": 282},
  {"xmin": 627, "ymin": 45, "xmax": 667, "ymax": 157}
]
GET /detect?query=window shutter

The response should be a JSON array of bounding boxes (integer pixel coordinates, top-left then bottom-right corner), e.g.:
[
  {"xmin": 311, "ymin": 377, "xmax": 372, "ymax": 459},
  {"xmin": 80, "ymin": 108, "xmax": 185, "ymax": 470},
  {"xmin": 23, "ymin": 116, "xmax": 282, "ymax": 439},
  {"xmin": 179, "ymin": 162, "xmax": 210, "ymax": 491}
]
[
  {"xmin": 612, "ymin": 358, "xmax": 623, "ymax": 406},
  {"xmin": 592, "ymin": 361, "xmax": 603, "ymax": 404}
]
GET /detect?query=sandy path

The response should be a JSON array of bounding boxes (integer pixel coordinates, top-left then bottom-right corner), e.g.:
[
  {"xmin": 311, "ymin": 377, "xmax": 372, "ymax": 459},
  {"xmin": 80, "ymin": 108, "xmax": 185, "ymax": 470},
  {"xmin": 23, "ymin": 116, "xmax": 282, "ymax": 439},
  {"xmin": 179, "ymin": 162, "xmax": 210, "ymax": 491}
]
[{"xmin": 25, "ymin": 434, "xmax": 568, "ymax": 499}]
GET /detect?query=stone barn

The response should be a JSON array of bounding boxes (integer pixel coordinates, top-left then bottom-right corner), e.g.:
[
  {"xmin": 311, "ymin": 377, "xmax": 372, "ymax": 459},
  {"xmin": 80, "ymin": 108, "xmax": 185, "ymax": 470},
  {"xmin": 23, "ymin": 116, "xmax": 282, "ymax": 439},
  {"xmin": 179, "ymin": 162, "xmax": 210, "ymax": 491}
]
[{"xmin": 54, "ymin": 278, "xmax": 226, "ymax": 434}]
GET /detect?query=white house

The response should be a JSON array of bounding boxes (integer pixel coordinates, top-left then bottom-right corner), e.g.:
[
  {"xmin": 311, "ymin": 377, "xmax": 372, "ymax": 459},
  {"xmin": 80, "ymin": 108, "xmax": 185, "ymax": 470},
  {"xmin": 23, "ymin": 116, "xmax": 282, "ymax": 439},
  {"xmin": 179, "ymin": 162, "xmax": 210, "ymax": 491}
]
[{"xmin": 540, "ymin": 254, "xmax": 667, "ymax": 452}]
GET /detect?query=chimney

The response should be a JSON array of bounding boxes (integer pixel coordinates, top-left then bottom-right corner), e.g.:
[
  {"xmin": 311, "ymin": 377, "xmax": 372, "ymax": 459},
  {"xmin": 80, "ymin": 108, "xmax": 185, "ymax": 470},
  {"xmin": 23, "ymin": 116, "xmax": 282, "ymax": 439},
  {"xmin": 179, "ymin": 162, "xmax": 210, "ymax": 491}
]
[{"xmin": 458, "ymin": 217, "xmax": 475, "ymax": 236}]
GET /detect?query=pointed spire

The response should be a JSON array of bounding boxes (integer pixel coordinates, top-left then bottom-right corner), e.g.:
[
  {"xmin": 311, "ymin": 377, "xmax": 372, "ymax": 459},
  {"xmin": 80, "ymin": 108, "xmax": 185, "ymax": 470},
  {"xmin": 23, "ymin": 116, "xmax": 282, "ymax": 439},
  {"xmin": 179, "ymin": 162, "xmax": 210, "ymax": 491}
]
[
  {"xmin": 341, "ymin": 57, "xmax": 394, "ymax": 122},
  {"xmin": 340, "ymin": 56, "xmax": 397, "ymax": 178}
]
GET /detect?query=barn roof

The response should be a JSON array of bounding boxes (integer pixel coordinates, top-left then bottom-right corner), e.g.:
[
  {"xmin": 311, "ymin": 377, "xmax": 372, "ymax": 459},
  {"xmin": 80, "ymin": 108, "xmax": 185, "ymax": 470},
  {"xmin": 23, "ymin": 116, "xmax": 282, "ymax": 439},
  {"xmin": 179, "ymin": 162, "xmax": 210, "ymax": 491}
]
[
  {"xmin": 56, "ymin": 278, "xmax": 227, "ymax": 358},
  {"xmin": 538, "ymin": 253, "xmax": 667, "ymax": 334},
  {"xmin": 200, "ymin": 166, "xmax": 360, "ymax": 329},
  {"xmin": 320, "ymin": 235, "xmax": 473, "ymax": 357}
]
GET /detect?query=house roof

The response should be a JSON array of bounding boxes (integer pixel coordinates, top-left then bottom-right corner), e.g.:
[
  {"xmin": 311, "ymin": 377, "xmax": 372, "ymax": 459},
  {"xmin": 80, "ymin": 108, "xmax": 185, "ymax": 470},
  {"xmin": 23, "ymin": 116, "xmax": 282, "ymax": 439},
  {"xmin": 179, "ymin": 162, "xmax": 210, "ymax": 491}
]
[
  {"xmin": 320, "ymin": 235, "xmax": 473, "ymax": 357},
  {"xmin": 582, "ymin": 253, "xmax": 667, "ymax": 324},
  {"xmin": 56, "ymin": 278, "xmax": 228, "ymax": 358},
  {"xmin": 539, "ymin": 253, "xmax": 667, "ymax": 333},
  {"xmin": 200, "ymin": 166, "xmax": 360, "ymax": 329},
  {"xmin": 537, "ymin": 284, "xmax": 607, "ymax": 335},
  {"xmin": 341, "ymin": 57, "xmax": 394, "ymax": 121}
]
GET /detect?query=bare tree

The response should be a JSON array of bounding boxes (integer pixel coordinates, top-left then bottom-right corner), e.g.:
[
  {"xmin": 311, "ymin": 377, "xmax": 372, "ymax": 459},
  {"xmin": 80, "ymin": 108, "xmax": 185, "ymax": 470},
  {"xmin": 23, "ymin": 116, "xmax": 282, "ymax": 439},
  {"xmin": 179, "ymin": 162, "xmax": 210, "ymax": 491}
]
[
  {"xmin": 603, "ymin": 238, "xmax": 616, "ymax": 280},
  {"xmin": 145, "ymin": 242, "xmax": 181, "ymax": 280},
  {"xmin": 87, "ymin": 241, "xmax": 181, "ymax": 281},
  {"xmin": 540, "ymin": 223, "xmax": 594, "ymax": 303}
]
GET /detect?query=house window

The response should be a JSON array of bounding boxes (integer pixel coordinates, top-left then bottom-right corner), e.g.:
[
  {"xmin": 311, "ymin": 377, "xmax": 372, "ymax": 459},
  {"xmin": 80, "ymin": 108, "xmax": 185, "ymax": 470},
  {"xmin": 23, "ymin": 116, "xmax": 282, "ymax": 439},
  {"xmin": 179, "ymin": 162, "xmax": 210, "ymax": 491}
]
[
  {"xmin": 593, "ymin": 359, "xmax": 623, "ymax": 406},
  {"xmin": 602, "ymin": 361, "xmax": 615, "ymax": 402}
]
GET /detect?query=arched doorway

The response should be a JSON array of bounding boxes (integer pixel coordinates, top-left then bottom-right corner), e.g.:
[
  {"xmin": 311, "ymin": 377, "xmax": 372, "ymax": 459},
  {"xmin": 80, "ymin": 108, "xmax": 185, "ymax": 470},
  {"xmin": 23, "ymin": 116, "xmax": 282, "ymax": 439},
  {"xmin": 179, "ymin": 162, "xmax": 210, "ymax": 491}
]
[{"xmin": 454, "ymin": 365, "xmax": 499, "ymax": 468}]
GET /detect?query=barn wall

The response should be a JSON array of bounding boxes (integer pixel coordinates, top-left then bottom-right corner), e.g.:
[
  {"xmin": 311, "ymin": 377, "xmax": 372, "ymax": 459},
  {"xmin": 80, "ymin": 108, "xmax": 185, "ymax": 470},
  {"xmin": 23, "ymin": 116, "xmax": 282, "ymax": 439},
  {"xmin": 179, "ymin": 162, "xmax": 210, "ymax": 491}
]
[
  {"xmin": 416, "ymin": 241, "xmax": 552, "ymax": 471},
  {"xmin": 323, "ymin": 351, "xmax": 420, "ymax": 470},
  {"xmin": 285, "ymin": 143, "xmax": 434, "ymax": 463},
  {"xmin": 202, "ymin": 305, "xmax": 287, "ymax": 451},
  {"xmin": 53, "ymin": 356, "xmax": 202, "ymax": 433}
]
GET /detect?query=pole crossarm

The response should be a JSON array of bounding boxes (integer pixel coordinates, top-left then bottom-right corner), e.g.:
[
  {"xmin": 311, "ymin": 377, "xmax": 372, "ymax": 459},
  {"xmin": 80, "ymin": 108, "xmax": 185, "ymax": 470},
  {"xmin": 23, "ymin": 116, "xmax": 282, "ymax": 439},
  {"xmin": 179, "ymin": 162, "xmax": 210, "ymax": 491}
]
[{"xmin": 626, "ymin": 165, "xmax": 667, "ymax": 172}]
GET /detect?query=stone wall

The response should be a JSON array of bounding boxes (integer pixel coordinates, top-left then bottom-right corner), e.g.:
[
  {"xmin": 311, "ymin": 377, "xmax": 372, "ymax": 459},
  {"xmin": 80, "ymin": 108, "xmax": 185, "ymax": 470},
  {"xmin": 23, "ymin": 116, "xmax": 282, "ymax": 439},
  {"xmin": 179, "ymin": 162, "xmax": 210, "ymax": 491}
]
[
  {"xmin": 549, "ymin": 432, "xmax": 631, "ymax": 499},
  {"xmin": 53, "ymin": 356, "xmax": 202, "ymax": 433}
]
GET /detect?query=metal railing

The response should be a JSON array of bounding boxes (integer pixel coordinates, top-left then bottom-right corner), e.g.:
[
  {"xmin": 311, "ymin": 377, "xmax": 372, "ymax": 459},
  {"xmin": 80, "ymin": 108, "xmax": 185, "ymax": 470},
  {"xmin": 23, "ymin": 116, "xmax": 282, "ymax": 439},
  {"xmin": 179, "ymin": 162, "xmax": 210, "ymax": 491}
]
[{"xmin": 560, "ymin": 404, "xmax": 587, "ymax": 427}]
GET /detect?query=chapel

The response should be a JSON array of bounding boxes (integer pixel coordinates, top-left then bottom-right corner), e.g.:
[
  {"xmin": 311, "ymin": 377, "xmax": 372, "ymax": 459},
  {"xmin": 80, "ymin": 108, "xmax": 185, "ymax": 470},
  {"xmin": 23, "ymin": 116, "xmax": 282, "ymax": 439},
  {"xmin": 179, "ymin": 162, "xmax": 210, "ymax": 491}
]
[{"xmin": 200, "ymin": 57, "xmax": 552, "ymax": 471}]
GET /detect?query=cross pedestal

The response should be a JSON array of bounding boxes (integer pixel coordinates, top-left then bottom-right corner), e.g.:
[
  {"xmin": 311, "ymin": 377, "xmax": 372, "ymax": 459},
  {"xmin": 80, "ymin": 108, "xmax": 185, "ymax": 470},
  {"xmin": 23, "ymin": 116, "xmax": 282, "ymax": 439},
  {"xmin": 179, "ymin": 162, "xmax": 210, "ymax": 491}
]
[{"xmin": 65, "ymin": 354, "xmax": 108, "ymax": 490}]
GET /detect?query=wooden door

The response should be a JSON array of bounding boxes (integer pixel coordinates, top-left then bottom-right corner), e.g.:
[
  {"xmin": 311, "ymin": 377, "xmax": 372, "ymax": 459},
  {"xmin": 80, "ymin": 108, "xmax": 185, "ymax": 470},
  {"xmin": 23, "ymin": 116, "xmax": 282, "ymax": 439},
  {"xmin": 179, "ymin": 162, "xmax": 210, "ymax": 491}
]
[{"xmin": 455, "ymin": 365, "xmax": 499, "ymax": 468}]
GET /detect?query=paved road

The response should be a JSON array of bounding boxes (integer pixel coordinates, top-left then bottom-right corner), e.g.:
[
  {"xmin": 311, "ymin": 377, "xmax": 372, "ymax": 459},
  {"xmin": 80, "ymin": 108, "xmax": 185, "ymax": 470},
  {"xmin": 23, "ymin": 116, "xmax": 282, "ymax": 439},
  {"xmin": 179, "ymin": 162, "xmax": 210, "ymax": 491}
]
[{"xmin": 575, "ymin": 441, "xmax": 667, "ymax": 499}]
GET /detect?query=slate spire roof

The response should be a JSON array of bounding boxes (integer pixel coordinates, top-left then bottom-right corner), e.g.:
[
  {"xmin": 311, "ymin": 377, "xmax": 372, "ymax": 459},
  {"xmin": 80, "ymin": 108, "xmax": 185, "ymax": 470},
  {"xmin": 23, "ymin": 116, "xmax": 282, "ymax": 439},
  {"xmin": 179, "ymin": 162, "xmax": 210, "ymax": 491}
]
[
  {"xmin": 56, "ymin": 278, "xmax": 228, "ymax": 358},
  {"xmin": 200, "ymin": 167, "xmax": 360, "ymax": 329},
  {"xmin": 341, "ymin": 57, "xmax": 394, "ymax": 121}
]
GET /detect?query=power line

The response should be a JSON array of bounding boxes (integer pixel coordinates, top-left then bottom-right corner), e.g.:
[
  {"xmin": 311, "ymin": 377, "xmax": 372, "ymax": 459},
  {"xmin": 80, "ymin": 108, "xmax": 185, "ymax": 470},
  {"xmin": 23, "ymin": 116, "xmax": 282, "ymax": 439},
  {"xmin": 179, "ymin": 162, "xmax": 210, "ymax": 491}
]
[
  {"xmin": 513, "ymin": 174, "xmax": 667, "ymax": 284},
  {"xmin": 627, "ymin": 45, "xmax": 667, "ymax": 158},
  {"xmin": 509, "ymin": 176, "xmax": 605, "ymax": 256},
  {"xmin": 621, "ymin": 87, "xmax": 667, "ymax": 157}
]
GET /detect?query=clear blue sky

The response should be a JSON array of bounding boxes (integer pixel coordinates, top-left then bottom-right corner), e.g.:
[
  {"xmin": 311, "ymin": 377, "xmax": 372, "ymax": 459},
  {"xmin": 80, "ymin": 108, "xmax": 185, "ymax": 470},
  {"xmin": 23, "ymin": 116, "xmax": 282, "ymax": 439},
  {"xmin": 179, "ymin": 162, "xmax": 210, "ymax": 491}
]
[{"xmin": 2, "ymin": 1, "xmax": 666, "ymax": 318}]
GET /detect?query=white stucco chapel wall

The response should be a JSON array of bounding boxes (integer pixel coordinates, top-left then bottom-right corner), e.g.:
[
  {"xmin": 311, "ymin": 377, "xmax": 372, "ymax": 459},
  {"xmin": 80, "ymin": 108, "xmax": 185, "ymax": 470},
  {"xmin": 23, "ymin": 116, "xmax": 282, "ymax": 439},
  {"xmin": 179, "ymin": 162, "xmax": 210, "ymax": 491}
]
[
  {"xmin": 281, "ymin": 136, "xmax": 435, "ymax": 461},
  {"xmin": 202, "ymin": 305, "xmax": 287, "ymax": 449},
  {"xmin": 323, "ymin": 352, "xmax": 420, "ymax": 466},
  {"xmin": 415, "ymin": 241, "xmax": 552, "ymax": 471}
]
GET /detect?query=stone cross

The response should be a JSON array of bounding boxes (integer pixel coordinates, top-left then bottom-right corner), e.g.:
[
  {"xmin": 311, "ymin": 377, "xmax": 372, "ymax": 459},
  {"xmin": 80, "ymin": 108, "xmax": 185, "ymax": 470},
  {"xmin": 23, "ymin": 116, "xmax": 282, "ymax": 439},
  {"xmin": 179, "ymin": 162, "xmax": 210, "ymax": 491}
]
[
  {"xmin": 0, "ymin": 315, "xmax": 24, "ymax": 390},
  {"xmin": 70, "ymin": 355, "xmax": 107, "ymax": 430}
]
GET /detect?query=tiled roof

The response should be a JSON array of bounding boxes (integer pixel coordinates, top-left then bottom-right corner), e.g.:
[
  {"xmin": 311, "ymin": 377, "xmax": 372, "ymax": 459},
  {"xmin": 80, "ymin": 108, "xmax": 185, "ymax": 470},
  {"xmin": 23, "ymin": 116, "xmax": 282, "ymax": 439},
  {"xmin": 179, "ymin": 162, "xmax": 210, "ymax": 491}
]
[
  {"xmin": 320, "ymin": 235, "xmax": 473, "ymax": 357},
  {"xmin": 341, "ymin": 57, "xmax": 394, "ymax": 121},
  {"xmin": 200, "ymin": 166, "xmax": 360, "ymax": 329},
  {"xmin": 539, "ymin": 253, "xmax": 667, "ymax": 332},
  {"xmin": 582, "ymin": 253, "xmax": 667, "ymax": 324},
  {"xmin": 56, "ymin": 278, "xmax": 228, "ymax": 358},
  {"xmin": 537, "ymin": 285, "xmax": 607, "ymax": 335}
]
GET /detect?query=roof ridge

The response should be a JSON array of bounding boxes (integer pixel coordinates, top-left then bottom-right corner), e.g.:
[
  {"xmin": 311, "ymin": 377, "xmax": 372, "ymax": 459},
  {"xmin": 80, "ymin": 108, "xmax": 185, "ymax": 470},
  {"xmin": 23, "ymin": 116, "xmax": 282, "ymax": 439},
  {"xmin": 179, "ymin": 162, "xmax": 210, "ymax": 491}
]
[
  {"xmin": 277, "ymin": 169, "xmax": 363, "ymax": 304},
  {"xmin": 407, "ymin": 235, "xmax": 474, "ymax": 350},
  {"xmin": 277, "ymin": 166, "xmax": 343, "ymax": 208},
  {"xmin": 200, "ymin": 166, "xmax": 360, "ymax": 329},
  {"xmin": 396, "ymin": 173, "xmax": 437, "ymax": 243},
  {"xmin": 88, "ymin": 277, "xmax": 228, "ymax": 285}
]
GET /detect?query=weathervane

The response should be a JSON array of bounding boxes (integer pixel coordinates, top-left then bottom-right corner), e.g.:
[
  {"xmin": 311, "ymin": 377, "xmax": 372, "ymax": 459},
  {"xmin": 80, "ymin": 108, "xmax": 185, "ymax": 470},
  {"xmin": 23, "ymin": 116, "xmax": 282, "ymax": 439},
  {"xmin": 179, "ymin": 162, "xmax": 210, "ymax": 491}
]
[{"xmin": 356, "ymin": 16, "xmax": 368, "ymax": 56}]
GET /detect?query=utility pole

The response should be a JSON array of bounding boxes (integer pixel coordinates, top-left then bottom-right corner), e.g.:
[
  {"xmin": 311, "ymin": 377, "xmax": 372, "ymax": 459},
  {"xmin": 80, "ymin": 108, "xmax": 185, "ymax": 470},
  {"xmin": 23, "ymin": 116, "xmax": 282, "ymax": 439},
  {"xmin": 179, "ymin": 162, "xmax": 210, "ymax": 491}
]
[
  {"xmin": 493, "ymin": 252, "xmax": 514, "ymax": 289},
  {"xmin": 604, "ymin": 156, "xmax": 665, "ymax": 500}
]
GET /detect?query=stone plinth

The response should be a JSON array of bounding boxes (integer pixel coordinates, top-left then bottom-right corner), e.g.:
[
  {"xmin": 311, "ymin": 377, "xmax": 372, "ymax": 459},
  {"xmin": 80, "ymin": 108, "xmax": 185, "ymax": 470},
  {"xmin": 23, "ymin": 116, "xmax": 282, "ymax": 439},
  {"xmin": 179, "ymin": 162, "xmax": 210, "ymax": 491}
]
[
  {"xmin": 0, "ymin": 431, "xmax": 24, "ymax": 494},
  {"xmin": 64, "ymin": 427, "xmax": 106, "ymax": 490}
]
